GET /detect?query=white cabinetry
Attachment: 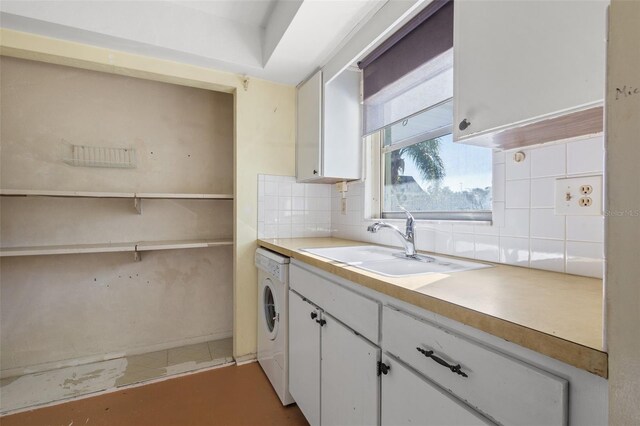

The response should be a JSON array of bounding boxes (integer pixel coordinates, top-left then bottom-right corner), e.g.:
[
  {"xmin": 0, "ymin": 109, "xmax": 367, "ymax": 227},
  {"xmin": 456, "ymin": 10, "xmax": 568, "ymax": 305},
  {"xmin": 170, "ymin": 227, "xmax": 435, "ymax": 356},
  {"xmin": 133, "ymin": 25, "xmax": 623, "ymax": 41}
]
[
  {"xmin": 383, "ymin": 306, "xmax": 568, "ymax": 425},
  {"xmin": 289, "ymin": 292, "xmax": 321, "ymax": 426},
  {"xmin": 380, "ymin": 355, "xmax": 491, "ymax": 426},
  {"xmin": 286, "ymin": 260, "xmax": 607, "ymax": 426},
  {"xmin": 296, "ymin": 70, "xmax": 322, "ymax": 182},
  {"xmin": 296, "ymin": 69, "xmax": 361, "ymax": 183},
  {"xmin": 288, "ymin": 263, "xmax": 380, "ymax": 426},
  {"xmin": 453, "ymin": 0, "xmax": 608, "ymax": 148},
  {"xmin": 321, "ymin": 313, "xmax": 379, "ymax": 426}
]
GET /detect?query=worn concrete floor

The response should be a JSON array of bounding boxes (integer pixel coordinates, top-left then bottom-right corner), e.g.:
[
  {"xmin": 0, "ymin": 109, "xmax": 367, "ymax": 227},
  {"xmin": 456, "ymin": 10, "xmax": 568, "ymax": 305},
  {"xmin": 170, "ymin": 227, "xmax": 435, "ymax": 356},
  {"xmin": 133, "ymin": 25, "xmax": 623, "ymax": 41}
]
[
  {"xmin": 0, "ymin": 337, "xmax": 234, "ymax": 414},
  {"xmin": 1, "ymin": 362, "xmax": 308, "ymax": 426}
]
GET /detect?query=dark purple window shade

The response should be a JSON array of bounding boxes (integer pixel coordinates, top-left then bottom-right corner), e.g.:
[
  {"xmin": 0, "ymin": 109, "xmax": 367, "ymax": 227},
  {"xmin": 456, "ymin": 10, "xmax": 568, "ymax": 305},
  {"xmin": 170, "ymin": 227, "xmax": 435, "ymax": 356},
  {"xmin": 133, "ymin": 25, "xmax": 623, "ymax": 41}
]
[{"xmin": 359, "ymin": 0, "xmax": 453, "ymax": 100}]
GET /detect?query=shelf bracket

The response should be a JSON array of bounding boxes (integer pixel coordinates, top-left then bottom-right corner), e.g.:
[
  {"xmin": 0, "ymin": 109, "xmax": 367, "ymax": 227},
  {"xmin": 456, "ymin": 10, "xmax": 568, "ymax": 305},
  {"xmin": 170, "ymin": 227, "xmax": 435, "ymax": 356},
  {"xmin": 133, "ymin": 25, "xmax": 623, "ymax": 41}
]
[
  {"xmin": 134, "ymin": 197, "xmax": 142, "ymax": 215},
  {"xmin": 134, "ymin": 250, "xmax": 142, "ymax": 262}
]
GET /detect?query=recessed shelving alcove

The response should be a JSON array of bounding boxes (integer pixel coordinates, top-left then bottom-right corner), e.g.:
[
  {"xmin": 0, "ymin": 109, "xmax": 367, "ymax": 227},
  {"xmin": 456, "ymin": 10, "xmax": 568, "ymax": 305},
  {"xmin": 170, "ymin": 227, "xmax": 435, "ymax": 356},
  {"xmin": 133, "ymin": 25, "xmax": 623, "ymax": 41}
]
[{"xmin": 0, "ymin": 55, "xmax": 235, "ymax": 409}]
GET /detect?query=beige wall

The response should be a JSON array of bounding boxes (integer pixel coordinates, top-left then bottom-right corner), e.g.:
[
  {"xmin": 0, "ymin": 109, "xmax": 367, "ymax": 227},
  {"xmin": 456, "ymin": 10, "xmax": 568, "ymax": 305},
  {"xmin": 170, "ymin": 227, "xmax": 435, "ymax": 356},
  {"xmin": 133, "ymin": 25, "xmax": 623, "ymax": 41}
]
[
  {"xmin": 605, "ymin": 1, "xmax": 640, "ymax": 423},
  {"xmin": 0, "ymin": 29, "xmax": 296, "ymax": 362}
]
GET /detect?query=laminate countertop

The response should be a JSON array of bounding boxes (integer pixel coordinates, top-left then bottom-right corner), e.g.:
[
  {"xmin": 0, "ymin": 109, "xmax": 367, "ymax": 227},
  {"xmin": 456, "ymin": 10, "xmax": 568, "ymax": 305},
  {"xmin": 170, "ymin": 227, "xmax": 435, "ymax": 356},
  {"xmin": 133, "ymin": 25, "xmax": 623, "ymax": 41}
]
[{"xmin": 258, "ymin": 237, "xmax": 607, "ymax": 378}]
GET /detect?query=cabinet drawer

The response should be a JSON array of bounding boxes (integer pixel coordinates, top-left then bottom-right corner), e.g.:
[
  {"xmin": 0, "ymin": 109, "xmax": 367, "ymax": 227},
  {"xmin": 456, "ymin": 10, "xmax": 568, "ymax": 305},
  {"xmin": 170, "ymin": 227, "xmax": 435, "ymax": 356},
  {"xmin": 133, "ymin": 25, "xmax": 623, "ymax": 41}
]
[
  {"xmin": 290, "ymin": 263, "xmax": 379, "ymax": 343},
  {"xmin": 382, "ymin": 306, "xmax": 568, "ymax": 425},
  {"xmin": 381, "ymin": 355, "xmax": 492, "ymax": 426}
]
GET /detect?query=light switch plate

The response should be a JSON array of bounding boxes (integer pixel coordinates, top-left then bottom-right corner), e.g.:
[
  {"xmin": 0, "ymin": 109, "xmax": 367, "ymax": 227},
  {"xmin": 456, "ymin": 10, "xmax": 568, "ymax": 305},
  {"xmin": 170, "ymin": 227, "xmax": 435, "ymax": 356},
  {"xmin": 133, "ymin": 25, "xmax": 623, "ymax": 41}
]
[{"xmin": 555, "ymin": 175, "xmax": 602, "ymax": 215}]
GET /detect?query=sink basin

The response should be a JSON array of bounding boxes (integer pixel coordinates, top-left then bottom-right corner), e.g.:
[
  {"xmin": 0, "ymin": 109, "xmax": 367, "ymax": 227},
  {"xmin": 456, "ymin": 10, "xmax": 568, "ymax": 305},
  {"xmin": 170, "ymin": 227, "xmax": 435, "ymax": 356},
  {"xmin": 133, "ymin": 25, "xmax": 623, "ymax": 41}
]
[{"xmin": 300, "ymin": 245, "xmax": 491, "ymax": 277}]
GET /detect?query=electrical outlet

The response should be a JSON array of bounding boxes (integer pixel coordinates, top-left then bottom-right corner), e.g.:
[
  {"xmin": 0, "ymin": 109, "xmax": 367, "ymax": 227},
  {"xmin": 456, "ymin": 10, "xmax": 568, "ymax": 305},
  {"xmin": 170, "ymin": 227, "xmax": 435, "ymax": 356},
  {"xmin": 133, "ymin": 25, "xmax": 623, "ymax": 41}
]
[
  {"xmin": 580, "ymin": 185, "xmax": 593, "ymax": 195},
  {"xmin": 555, "ymin": 175, "xmax": 602, "ymax": 215},
  {"xmin": 579, "ymin": 197, "xmax": 592, "ymax": 207}
]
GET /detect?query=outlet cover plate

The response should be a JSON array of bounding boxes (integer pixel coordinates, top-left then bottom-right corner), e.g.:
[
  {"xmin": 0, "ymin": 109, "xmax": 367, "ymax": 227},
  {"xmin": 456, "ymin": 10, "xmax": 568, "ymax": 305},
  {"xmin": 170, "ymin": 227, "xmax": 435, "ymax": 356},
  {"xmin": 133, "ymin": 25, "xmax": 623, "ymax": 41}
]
[{"xmin": 555, "ymin": 175, "xmax": 602, "ymax": 215}]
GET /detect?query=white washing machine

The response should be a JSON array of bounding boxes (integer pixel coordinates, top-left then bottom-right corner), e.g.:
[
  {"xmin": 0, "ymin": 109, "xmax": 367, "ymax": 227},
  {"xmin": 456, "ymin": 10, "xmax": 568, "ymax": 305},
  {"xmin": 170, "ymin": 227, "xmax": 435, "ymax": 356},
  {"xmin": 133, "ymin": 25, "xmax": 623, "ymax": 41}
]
[{"xmin": 255, "ymin": 248, "xmax": 295, "ymax": 406}]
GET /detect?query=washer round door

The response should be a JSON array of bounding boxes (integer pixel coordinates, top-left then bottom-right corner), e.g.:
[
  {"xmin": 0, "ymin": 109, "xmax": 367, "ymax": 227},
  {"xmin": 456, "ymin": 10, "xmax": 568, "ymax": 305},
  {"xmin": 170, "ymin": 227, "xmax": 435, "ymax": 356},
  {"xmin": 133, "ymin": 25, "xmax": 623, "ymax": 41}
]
[{"xmin": 262, "ymin": 278, "xmax": 279, "ymax": 341}]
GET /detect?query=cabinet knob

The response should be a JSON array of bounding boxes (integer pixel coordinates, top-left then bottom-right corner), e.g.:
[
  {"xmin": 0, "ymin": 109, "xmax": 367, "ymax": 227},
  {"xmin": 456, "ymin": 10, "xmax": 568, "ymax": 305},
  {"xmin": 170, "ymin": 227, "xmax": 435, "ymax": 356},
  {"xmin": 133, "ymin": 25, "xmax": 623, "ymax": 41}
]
[
  {"xmin": 459, "ymin": 118, "xmax": 471, "ymax": 131},
  {"xmin": 313, "ymin": 169, "xmax": 318, "ymax": 175},
  {"xmin": 315, "ymin": 318, "xmax": 327, "ymax": 326},
  {"xmin": 310, "ymin": 311, "xmax": 318, "ymax": 320},
  {"xmin": 377, "ymin": 361, "xmax": 390, "ymax": 376}
]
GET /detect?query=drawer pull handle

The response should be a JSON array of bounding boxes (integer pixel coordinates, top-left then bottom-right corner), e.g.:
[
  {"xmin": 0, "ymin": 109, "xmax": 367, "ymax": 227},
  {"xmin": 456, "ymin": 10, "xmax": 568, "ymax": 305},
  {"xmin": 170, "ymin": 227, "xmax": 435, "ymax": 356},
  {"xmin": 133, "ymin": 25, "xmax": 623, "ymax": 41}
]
[{"xmin": 416, "ymin": 347, "xmax": 468, "ymax": 378}]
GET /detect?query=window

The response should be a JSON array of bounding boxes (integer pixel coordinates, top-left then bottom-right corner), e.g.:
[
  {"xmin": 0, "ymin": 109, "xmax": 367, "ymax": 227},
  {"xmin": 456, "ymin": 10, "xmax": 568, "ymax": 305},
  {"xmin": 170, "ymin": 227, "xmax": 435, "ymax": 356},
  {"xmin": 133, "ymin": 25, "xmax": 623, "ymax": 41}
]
[
  {"xmin": 373, "ymin": 100, "xmax": 493, "ymax": 221},
  {"xmin": 359, "ymin": 0, "xmax": 493, "ymax": 221}
]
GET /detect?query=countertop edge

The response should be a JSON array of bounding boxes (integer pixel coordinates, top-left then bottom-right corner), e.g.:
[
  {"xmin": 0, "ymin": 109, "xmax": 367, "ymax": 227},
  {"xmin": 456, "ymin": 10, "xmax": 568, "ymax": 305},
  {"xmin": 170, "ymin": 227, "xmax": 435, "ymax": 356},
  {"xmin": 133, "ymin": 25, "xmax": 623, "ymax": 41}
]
[{"xmin": 258, "ymin": 239, "xmax": 608, "ymax": 379}]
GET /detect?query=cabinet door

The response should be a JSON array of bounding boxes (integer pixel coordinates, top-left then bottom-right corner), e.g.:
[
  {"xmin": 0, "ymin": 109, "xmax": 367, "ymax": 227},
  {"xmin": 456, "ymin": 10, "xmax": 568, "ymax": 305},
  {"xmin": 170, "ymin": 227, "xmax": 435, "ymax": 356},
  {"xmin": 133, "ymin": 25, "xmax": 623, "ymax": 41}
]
[
  {"xmin": 323, "ymin": 69, "xmax": 361, "ymax": 181},
  {"xmin": 297, "ymin": 70, "xmax": 322, "ymax": 182},
  {"xmin": 289, "ymin": 290, "xmax": 321, "ymax": 426},
  {"xmin": 381, "ymin": 355, "xmax": 492, "ymax": 426},
  {"xmin": 321, "ymin": 313, "xmax": 379, "ymax": 426},
  {"xmin": 453, "ymin": 0, "xmax": 607, "ymax": 141}
]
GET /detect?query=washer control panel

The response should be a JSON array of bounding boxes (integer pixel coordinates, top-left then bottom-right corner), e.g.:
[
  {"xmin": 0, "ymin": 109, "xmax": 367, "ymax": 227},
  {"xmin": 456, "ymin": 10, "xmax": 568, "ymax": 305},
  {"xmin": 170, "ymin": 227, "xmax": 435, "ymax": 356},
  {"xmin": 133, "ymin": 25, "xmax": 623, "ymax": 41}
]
[{"xmin": 255, "ymin": 249, "xmax": 289, "ymax": 282}]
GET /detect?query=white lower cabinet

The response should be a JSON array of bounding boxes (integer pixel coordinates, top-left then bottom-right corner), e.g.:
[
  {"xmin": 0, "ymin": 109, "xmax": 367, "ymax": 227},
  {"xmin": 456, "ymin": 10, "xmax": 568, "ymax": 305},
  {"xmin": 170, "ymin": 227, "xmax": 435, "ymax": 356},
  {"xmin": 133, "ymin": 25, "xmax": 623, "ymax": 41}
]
[
  {"xmin": 289, "ymin": 291, "xmax": 321, "ymax": 426},
  {"xmin": 380, "ymin": 355, "xmax": 492, "ymax": 426},
  {"xmin": 289, "ymin": 288, "xmax": 379, "ymax": 426},
  {"xmin": 287, "ymin": 261, "xmax": 605, "ymax": 426},
  {"xmin": 321, "ymin": 313, "xmax": 379, "ymax": 426},
  {"xmin": 383, "ymin": 306, "xmax": 568, "ymax": 425}
]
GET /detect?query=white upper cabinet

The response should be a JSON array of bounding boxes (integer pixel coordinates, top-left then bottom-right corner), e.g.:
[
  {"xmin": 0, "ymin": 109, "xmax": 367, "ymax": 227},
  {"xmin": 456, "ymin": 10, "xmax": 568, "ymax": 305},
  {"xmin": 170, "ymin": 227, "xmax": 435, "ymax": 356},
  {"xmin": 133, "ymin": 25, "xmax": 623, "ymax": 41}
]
[
  {"xmin": 297, "ymin": 70, "xmax": 323, "ymax": 182},
  {"xmin": 296, "ymin": 69, "xmax": 361, "ymax": 182},
  {"xmin": 453, "ymin": 0, "xmax": 608, "ymax": 148}
]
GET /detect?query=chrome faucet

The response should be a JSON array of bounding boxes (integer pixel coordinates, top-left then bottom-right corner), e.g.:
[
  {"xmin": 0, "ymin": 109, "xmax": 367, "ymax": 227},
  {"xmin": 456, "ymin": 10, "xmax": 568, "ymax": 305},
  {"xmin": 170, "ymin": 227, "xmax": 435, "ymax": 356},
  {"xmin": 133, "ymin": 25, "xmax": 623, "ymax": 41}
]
[{"xmin": 367, "ymin": 207, "xmax": 416, "ymax": 257}]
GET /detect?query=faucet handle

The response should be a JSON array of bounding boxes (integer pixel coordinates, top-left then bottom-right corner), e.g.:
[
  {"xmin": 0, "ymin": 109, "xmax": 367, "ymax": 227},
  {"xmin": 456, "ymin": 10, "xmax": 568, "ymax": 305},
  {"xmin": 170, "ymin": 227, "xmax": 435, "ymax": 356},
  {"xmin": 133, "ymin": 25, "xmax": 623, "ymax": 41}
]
[
  {"xmin": 398, "ymin": 206, "xmax": 415, "ymax": 236},
  {"xmin": 398, "ymin": 206, "xmax": 415, "ymax": 223}
]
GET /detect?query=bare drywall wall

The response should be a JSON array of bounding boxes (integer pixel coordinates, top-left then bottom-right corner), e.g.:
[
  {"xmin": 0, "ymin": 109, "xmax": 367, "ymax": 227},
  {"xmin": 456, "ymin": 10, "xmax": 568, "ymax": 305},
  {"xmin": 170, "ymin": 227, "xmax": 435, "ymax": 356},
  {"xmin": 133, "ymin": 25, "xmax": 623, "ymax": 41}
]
[
  {"xmin": 0, "ymin": 56, "xmax": 233, "ymax": 194},
  {"xmin": 0, "ymin": 248, "xmax": 233, "ymax": 374},
  {"xmin": 0, "ymin": 56, "xmax": 235, "ymax": 374},
  {"xmin": 606, "ymin": 0, "xmax": 640, "ymax": 423}
]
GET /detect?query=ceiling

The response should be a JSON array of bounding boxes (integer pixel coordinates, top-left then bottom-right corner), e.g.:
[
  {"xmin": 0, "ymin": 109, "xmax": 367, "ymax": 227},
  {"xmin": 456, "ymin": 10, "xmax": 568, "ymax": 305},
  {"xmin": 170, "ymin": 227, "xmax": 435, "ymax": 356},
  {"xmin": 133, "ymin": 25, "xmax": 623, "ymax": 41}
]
[
  {"xmin": 166, "ymin": 1, "xmax": 277, "ymax": 27},
  {"xmin": 0, "ymin": 0, "xmax": 386, "ymax": 85}
]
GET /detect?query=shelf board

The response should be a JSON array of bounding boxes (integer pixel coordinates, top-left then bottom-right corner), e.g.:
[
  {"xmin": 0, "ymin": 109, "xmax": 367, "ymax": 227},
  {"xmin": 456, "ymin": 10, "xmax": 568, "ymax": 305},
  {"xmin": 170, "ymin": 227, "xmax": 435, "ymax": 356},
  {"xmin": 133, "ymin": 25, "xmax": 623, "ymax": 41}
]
[
  {"xmin": 0, "ymin": 242, "xmax": 136, "ymax": 257},
  {"xmin": 136, "ymin": 239, "xmax": 233, "ymax": 251},
  {"xmin": 136, "ymin": 193, "xmax": 234, "ymax": 200},
  {"xmin": 0, "ymin": 189, "xmax": 234, "ymax": 200},
  {"xmin": 0, "ymin": 189, "xmax": 136, "ymax": 198},
  {"xmin": 0, "ymin": 239, "xmax": 233, "ymax": 258}
]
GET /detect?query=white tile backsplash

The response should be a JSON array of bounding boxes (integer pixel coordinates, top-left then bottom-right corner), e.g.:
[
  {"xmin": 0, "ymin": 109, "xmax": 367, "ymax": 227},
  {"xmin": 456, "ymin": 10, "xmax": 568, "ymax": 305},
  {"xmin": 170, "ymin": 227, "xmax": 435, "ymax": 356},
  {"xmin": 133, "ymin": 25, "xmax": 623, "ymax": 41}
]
[
  {"xmin": 567, "ymin": 136, "xmax": 604, "ymax": 175},
  {"xmin": 259, "ymin": 136, "xmax": 605, "ymax": 278},
  {"xmin": 258, "ymin": 175, "xmax": 332, "ymax": 239},
  {"xmin": 501, "ymin": 208, "xmax": 530, "ymax": 237},
  {"xmin": 530, "ymin": 208, "xmax": 565, "ymax": 240},
  {"xmin": 530, "ymin": 143, "xmax": 566, "ymax": 178},
  {"xmin": 505, "ymin": 149, "xmax": 531, "ymax": 180},
  {"xmin": 505, "ymin": 179, "xmax": 530, "ymax": 208},
  {"xmin": 566, "ymin": 215, "xmax": 605, "ymax": 243},
  {"xmin": 453, "ymin": 233, "xmax": 475, "ymax": 258},
  {"xmin": 499, "ymin": 236, "xmax": 530, "ymax": 266},
  {"xmin": 530, "ymin": 177, "xmax": 557, "ymax": 208},
  {"xmin": 530, "ymin": 239, "xmax": 566, "ymax": 273},
  {"xmin": 474, "ymin": 235, "xmax": 500, "ymax": 262},
  {"xmin": 566, "ymin": 241, "xmax": 604, "ymax": 278},
  {"xmin": 492, "ymin": 163, "xmax": 506, "ymax": 202}
]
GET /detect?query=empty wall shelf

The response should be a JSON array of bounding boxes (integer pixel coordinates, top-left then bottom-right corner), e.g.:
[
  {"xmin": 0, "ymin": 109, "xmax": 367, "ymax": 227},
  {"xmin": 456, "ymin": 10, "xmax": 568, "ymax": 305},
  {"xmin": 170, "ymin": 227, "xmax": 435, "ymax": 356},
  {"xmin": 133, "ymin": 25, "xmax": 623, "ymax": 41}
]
[
  {"xmin": 0, "ymin": 239, "xmax": 233, "ymax": 259},
  {"xmin": 0, "ymin": 189, "xmax": 234, "ymax": 200},
  {"xmin": 0, "ymin": 242, "xmax": 136, "ymax": 257},
  {"xmin": 136, "ymin": 239, "xmax": 233, "ymax": 251}
]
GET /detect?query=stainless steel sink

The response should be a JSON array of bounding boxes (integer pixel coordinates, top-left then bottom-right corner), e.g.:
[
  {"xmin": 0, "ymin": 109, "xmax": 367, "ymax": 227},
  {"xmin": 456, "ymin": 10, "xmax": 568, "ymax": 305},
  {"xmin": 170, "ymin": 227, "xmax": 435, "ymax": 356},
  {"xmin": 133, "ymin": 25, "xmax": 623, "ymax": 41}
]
[{"xmin": 300, "ymin": 245, "xmax": 491, "ymax": 277}]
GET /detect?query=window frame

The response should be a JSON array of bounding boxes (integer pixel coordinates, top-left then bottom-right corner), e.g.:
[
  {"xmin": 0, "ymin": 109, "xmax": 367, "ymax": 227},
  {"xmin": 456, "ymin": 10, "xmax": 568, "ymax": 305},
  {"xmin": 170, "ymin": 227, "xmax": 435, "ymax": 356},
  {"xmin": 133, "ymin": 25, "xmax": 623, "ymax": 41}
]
[{"xmin": 377, "ymin": 119, "xmax": 493, "ymax": 223}]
